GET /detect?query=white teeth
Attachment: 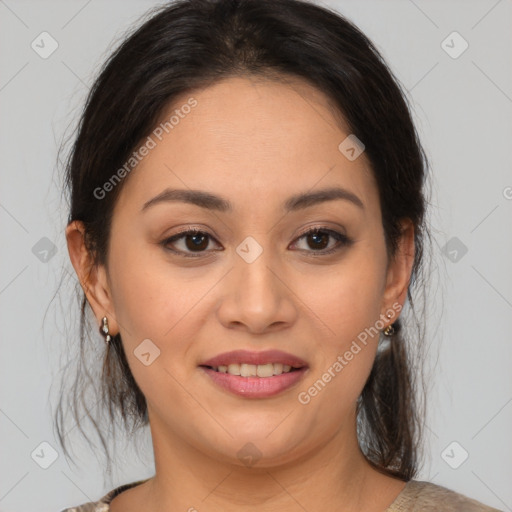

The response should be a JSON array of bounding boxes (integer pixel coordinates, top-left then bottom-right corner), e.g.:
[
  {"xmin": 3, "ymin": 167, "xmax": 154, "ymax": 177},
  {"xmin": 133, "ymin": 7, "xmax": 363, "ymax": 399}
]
[
  {"xmin": 240, "ymin": 364, "xmax": 257, "ymax": 377},
  {"xmin": 212, "ymin": 363, "xmax": 297, "ymax": 377},
  {"xmin": 256, "ymin": 363, "xmax": 274, "ymax": 377},
  {"xmin": 227, "ymin": 364, "xmax": 240, "ymax": 375}
]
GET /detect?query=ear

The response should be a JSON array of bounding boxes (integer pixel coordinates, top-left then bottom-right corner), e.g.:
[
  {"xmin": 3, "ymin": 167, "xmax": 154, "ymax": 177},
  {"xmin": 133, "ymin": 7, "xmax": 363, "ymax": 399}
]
[
  {"xmin": 65, "ymin": 220, "xmax": 119, "ymax": 336},
  {"xmin": 380, "ymin": 218, "xmax": 415, "ymax": 317}
]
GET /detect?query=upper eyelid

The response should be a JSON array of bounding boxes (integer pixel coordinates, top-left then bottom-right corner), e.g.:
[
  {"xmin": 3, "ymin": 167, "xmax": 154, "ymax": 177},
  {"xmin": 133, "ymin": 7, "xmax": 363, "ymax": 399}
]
[
  {"xmin": 295, "ymin": 225, "xmax": 346, "ymax": 238},
  {"xmin": 166, "ymin": 225, "xmax": 344, "ymax": 240}
]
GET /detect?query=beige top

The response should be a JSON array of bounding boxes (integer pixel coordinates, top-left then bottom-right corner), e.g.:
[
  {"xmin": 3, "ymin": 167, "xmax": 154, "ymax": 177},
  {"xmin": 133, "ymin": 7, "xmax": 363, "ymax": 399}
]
[{"xmin": 60, "ymin": 478, "xmax": 503, "ymax": 511}]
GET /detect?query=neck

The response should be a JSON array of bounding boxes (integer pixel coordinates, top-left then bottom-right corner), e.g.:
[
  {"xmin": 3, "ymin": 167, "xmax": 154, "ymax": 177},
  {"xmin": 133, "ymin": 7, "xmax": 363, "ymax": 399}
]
[{"xmin": 140, "ymin": 410, "xmax": 404, "ymax": 511}]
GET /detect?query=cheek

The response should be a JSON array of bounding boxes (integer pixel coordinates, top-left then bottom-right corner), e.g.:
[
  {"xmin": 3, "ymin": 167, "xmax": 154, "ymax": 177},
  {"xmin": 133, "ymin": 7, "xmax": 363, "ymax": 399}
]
[
  {"xmin": 108, "ymin": 239, "xmax": 206, "ymax": 340},
  {"xmin": 293, "ymin": 247, "xmax": 386, "ymax": 403},
  {"xmin": 107, "ymin": 244, "xmax": 229, "ymax": 390},
  {"xmin": 107, "ymin": 256, "xmax": 207, "ymax": 410},
  {"xmin": 298, "ymin": 250, "xmax": 386, "ymax": 344}
]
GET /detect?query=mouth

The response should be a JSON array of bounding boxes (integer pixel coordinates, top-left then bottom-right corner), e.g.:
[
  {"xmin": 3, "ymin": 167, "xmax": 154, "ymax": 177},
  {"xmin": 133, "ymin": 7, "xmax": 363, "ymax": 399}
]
[
  {"xmin": 198, "ymin": 350, "xmax": 309, "ymax": 398},
  {"xmin": 200, "ymin": 362, "xmax": 303, "ymax": 377}
]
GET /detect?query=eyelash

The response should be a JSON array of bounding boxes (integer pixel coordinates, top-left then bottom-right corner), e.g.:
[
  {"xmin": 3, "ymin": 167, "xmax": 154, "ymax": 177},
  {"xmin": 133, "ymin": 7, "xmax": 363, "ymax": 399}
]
[{"xmin": 160, "ymin": 226, "xmax": 353, "ymax": 258}]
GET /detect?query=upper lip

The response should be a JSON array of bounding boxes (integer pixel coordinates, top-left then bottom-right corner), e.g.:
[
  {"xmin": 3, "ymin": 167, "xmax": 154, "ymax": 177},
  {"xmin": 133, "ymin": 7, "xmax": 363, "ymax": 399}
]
[{"xmin": 200, "ymin": 349, "xmax": 308, "ymax": 368}]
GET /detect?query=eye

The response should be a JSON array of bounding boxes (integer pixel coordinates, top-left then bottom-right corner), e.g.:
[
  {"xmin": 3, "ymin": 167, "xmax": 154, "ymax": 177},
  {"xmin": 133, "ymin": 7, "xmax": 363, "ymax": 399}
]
[
  {"xmin": 161, "ymin": 226, "xmax": 353, "ymax": 258},
  {"xmin": 161, "ymin": 228, "xmax": 222, "ymax": 257},
  {"xmin": 290, "ymin": 227, "xmax": 353, "ymax": 255}
]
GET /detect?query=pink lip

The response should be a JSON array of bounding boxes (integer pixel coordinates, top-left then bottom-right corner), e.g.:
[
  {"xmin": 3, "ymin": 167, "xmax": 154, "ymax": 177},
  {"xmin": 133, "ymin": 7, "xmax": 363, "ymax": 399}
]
[
  {"xmin": 200, "ymin": 349, "xmax": 308, "ymax": 368},
  {"xmin": 199, "ymin": 350, "xmax": 309, "ymax": 399},
  {"xmin": 200, "ymin": 366, "xmax": 308, "ymax": 398}
]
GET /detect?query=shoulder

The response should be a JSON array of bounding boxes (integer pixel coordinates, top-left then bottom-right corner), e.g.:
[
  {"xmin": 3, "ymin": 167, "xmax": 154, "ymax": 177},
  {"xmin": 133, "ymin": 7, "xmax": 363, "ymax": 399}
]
[
  {"xmin": 387, "ymin": 480, "xmax": 503, "ymax": 512},
  {"xmin": 59, "ymin": 502, "xmax": 109, "ymax": 512},
  {"xmin": 59, "ymin": 479, "xmax": 150, "ymax": 512}
]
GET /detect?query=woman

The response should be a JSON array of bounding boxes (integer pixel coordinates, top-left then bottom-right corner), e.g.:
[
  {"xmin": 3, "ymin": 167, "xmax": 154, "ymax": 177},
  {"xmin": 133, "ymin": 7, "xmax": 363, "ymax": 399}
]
[{"xmin": 56, "ymin": 0, "xmax": 501, "ymax": 510}]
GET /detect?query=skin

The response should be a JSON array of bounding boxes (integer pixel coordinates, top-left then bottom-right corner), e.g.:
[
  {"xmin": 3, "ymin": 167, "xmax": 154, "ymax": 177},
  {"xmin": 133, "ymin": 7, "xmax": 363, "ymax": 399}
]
[{"xmin": 67, "ymin": 75, "xmax": 415, "ymax": 511}]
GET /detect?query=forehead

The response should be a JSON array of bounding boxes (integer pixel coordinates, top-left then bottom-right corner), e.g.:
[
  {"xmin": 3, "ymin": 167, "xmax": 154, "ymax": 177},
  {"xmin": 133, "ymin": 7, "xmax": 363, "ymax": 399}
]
[{"xmin": 114, "ymin": 76, "xmax": 379, "ymax": 218}]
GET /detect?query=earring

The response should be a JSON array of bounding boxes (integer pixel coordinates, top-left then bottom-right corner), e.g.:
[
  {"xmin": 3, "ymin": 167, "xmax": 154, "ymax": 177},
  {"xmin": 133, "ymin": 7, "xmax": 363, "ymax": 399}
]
[
  {"xmin": 100, "ymin": 316, "xmax": 112, "ymax": 344},
  {"xmin": 383, "ymin": 312, "xmax": 396, "ymax": 337}
]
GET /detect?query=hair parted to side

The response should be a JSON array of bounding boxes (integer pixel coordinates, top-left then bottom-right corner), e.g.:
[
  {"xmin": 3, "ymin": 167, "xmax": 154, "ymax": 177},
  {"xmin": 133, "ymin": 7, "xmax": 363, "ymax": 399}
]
[{"xmin": 55, "ymin": 0, "xmax": 433, "ymax": 480}]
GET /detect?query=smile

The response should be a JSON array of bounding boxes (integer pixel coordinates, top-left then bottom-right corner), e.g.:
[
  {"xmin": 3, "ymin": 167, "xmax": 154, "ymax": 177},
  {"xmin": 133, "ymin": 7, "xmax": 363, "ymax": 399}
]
[
  {"xmin": 208, "ymin": 362, "xmax": 299, "ymax": 377},
  {"xmin": 199, "ymin": 349, "xmax": 309, "ymax": 398}
]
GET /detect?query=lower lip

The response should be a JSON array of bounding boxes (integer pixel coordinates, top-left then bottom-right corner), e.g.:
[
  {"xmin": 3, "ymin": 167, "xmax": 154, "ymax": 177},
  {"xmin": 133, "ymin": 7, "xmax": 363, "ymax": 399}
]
[{"xmin": 200, "ymin": 367, "xmax": 308, "ymax": 398}]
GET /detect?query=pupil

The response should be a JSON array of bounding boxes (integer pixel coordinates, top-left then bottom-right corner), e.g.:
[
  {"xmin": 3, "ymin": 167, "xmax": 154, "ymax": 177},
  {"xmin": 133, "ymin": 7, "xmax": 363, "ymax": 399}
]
[
  {"xmin": 186, "ymin": 233, "xmax": 208, "ymax": 251},
  {"xmin": 308, "ymin": 232, "xmax": 328, "ymax": 250}
]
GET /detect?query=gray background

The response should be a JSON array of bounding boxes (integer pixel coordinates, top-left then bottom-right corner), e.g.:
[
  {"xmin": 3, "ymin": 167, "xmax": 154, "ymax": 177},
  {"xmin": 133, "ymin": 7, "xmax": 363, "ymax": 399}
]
[{"xmin": 0, "ymin": 1, "xmax": 511, "ymax": 511}]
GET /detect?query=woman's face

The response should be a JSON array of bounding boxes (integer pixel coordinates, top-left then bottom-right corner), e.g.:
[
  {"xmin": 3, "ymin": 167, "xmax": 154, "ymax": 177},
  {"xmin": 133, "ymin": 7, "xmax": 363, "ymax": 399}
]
[{"xmin": 79, "ymin": 76, "xmax": 413, "ymax": 466}]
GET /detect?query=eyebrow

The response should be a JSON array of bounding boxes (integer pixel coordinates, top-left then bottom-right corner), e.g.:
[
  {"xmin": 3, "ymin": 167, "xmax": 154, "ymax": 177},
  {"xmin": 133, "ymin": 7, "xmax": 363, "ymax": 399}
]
[{"xmin": 141, "ymin": 186, "xmax": 364, "ymax": 213}]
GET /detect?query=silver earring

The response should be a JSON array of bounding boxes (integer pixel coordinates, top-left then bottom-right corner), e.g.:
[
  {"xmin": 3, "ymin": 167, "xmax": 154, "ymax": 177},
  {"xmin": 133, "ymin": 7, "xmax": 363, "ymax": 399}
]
[
  {"xmin": 100, "ymin": 316, "xmax": 111, "ymax": 344},
  {"xmin": 383, "ymin": 312, "xmax": 395, "ymax": 337}
]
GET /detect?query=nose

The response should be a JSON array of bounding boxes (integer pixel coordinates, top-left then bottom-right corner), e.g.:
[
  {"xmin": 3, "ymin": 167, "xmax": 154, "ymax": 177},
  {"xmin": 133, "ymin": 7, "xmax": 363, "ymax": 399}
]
[{"xmin": 216, "ymin": 248, "xmax": 298, "ymax": 335}]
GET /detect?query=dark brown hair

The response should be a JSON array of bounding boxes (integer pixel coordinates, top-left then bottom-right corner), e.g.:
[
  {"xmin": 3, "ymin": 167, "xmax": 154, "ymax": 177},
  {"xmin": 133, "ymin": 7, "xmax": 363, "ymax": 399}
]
[{"xmin": 55, "ymin": 0, "xmax": 432, "ymax": 481}]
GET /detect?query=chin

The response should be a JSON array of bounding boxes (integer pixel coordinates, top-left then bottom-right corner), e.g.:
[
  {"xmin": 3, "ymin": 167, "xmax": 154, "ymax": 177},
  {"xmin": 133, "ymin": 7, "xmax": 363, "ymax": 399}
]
[{"xmin": 205, "ymin": 425, "xmax": 313, "ymax": 469}]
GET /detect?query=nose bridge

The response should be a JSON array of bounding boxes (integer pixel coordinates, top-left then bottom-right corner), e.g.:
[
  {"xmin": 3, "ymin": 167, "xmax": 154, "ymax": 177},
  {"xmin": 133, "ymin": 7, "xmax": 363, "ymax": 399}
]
[
  {"xmin": 218, "ymin": 235, "xmax": 296, "ymax": 332},
  {"xmin": 235, "ymin": 240, "xmax": 280, "ymax": 311}
]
